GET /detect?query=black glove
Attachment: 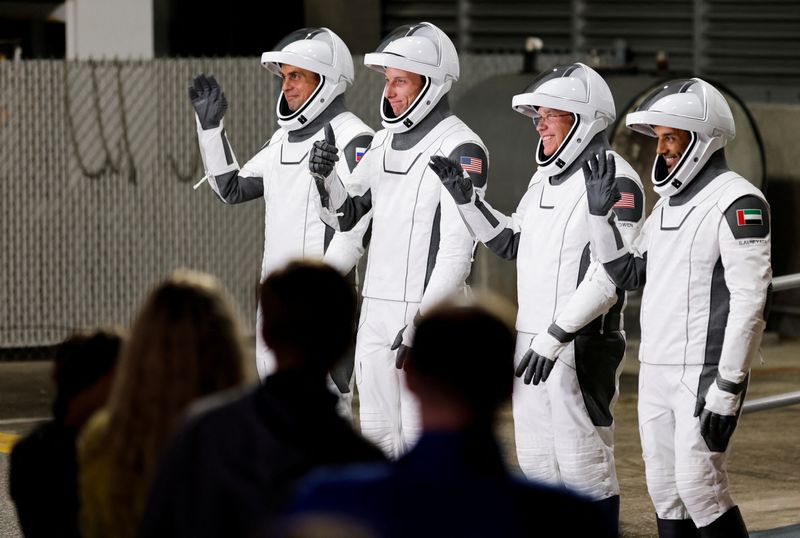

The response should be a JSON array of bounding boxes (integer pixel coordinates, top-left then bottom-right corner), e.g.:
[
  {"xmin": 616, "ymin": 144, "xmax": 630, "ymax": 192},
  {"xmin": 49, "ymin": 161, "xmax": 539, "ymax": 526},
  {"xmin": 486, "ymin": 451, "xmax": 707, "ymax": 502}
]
[
  {"xmin": 696, "ymin": 406, "xmax": 737, "ymax": 452},
  {"xmin": 310, "ymin": 123, "xmax": 340, "ymax": 178},
  {"xmin": 582, "ymin": 152, "xmax": 620, "ymax": 216},
  {"xmin": 391, "ymin": 325, "xmax": 413, "ymax": 370},
  {"xmin": 330, "ymin": 354, "xmax": 354, "ymax": 394},
  {"xmin": 428, "ymin": 155, "xmax": 474, "ymax": 205},
  {"xmin": 188, "ymin": 74, "xmax": 227, "ymax": 130},
  {"xmin": 514, "ymin": 348, "xmax": 555, "ymax": 385}
]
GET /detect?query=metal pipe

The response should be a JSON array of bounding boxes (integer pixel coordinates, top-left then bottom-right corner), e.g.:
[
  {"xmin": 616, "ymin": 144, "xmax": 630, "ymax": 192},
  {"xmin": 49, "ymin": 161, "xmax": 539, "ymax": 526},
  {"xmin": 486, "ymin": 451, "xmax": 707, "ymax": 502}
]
[
  {"xmin": 743, "ymin": 391, "xmax": 800, "ymax": 414},
  {"xmin": 772, "ymin": 273, "xmax": 800, "ymax": 292}
]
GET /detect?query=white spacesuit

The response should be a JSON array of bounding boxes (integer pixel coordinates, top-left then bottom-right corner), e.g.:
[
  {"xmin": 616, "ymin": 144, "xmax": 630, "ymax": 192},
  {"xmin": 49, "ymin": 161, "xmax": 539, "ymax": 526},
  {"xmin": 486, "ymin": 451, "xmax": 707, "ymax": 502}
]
[
  {"xmin": 584, "ymin": 78, "xmax": 771, "ymax": 537},
  {"xmin": 190, "ymin": 28, "xmax": 374, "ymax": 415},
  {"xmin": 432, "ymin": 64, "xmax": 645, "ymax": 515},
  {"xmin": 310, "ymin": 22, "xmax": 489, "ymax": 458}
]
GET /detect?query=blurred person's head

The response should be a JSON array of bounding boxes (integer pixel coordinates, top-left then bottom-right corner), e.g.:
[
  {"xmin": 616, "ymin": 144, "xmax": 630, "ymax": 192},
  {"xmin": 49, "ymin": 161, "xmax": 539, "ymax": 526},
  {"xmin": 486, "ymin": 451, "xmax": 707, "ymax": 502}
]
[
  {"xmin": 52, "ymin": 327, "xmax": 125, "ymax": 429},
  {"xmin": 106, "ymin": 269, "xmax": 246, "ymax": 483},
  {"xmin": 260, "ymin": 261, "xmax": 356, "ymax": 375},
  {"xmin": 405, "ymin": 296, "xmax": 516, "ymax": 429}
]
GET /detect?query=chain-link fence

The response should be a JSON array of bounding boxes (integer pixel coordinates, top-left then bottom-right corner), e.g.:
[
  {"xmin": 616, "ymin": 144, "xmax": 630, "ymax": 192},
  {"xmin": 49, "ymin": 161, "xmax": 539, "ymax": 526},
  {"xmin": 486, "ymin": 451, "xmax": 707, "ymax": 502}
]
[{"xmin": 0, "ymin": 54, "xmax": 522, "ymax": 354}]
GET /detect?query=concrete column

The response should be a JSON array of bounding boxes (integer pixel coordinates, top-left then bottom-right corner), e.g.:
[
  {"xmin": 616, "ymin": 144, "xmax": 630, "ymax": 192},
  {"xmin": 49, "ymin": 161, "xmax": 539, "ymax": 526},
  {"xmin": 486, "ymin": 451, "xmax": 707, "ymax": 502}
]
[{"xmin": 65, "ymin": 0, "xmax": 153, "ymax": 60}]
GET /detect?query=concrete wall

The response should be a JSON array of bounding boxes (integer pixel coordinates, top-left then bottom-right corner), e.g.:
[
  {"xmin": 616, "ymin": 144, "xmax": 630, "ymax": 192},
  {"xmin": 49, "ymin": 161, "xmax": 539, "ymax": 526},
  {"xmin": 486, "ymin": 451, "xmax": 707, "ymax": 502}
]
[
  {"xmin": 65, "ymin": 0, "xmax": 153, "ymax": 60},
  {"xmin": 749, "ymin": 104, "xmax": 800, "ymax": 184},
  {"xmin": 749, "ymin": 104, "xmax": 800, "ymax": 333},
  {"xmin": 303, "ymin": 0, "xmax": 381, "ymax": 54}
]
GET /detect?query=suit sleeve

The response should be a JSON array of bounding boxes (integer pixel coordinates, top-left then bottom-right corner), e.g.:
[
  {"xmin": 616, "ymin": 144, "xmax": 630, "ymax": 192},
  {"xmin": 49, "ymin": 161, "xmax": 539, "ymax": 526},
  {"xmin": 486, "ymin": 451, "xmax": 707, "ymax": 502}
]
[
  {"xmin": 586, "ymin": 175, "xmax": 650, "ymax": 291},
  {"xmin": 548, "ymin": 175, "xmax": 647, "ymax": 338},
  {"xmin": 454, "ymin": 175, "xmax": 539, "ymax": 261},
  {"xmin": 418, "ymin": 142, "xmax": 488, "ymax": 315},
  {"xmin": 716, "ymin": 194, "xmax": 771, "ymax": 384},
  {"xmin": 316, "ymin": 136, "xmax": 379, "ymax": 232},
  {"xmin": 196, "ymin": 116, "xmax": 265, "ymax": 203},
  {"xmin": 323, "ymin": 133, "xmax": 374, "ymax": 275}
]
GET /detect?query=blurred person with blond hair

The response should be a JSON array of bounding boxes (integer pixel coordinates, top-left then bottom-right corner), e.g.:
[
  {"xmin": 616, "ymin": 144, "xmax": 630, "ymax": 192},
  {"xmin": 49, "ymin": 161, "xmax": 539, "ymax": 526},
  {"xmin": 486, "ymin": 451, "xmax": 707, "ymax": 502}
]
[
  {"xmin": 77, "ymin": 269, "xmax": 246, "ymax": 538},
  {"xmin": 140, "ymin": 261, "xmax": 384, "ymax": 538}
]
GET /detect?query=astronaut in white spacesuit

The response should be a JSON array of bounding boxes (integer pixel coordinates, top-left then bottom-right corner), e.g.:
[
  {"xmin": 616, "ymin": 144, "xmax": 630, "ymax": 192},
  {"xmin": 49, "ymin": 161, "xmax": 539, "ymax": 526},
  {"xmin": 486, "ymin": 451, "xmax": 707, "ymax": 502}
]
[
  {"xmin": 189, "ymin": 28, "xmax": 373, "ymax": 415},
  {"xmin": 430, "ymin": 63, "xmax": 646, "ymax": 523},
  {"xmin": 583, "ymin": 78, "xmax": 771, "ymax": 537},
  {"xmin": 309, "ymin": 22, "xmax": 489, "ymax": 458}
]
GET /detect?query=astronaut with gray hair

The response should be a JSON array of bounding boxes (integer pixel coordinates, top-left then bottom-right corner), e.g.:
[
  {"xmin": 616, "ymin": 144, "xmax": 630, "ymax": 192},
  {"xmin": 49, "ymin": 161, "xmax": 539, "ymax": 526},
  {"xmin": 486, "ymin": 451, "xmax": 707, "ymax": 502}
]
[{"xmin": 432, "ymin": 63, "xmax": 646, "ymax": 525}]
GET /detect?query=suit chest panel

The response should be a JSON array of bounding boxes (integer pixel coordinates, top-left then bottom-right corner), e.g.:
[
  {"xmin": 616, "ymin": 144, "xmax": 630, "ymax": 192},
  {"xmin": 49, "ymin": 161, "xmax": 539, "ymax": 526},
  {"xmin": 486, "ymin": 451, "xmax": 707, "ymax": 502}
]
[
  {"xmin": 372, "ymin": 143, "xmax": 442, "ymax": 230},
  {"xmin": 521, "ymin": 176, "xmax": 588, "ymax": 263}
]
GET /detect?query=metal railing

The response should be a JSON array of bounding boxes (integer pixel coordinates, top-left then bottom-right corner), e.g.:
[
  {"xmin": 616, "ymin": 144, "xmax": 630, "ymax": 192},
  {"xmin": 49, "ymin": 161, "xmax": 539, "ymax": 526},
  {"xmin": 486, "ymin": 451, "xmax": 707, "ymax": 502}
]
[{"xmin": 742, "ymin": 271, "xmax": 800, "ymax": 414}]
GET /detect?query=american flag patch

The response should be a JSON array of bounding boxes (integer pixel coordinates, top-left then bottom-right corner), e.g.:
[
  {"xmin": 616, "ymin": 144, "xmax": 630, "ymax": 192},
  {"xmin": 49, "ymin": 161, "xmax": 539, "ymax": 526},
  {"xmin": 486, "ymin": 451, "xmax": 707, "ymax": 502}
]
[
  {"xmin": 460, "ymin": 156, "xmax": 483, "ymax": 174},
  {"xmin": 355, "ymin": 147, "xmax": 366, "ymax": 162},
  {"xmin": 736, "ymin": 208, "xmax": 763, "ymax": 226},
  {"xmin": 613, "ymin": 192, "xmax": 635, "ymax": 209}
]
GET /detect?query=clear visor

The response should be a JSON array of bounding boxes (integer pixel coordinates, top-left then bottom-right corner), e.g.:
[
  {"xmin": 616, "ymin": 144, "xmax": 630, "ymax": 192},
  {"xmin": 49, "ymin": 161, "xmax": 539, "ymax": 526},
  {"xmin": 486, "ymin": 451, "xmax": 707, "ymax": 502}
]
[
  {"xmin": 521, "ymin": 64, "xmax": 589, "ymax": 113},
  {"xmin": 635, "ymin": 79, "xmax": 707, "ymax": 121},
  {"xmin": 374, "ymin": 23, "xmax": 442, "ymax": 67}
]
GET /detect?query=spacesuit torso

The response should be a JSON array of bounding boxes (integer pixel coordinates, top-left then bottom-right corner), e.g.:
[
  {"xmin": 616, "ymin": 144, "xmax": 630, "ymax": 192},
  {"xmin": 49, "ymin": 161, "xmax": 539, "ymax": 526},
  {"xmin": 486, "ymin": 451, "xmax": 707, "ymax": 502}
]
[
  {"xmin": 206, "ymin": 109, "xmax": 373, "ymax": 279},
  {"xmin": 346, "ymin": 114, "xmax": 487, "ymax": 308},
  {"xmin": 636, "ymin": 168, "xmax": 771, "ymax": 401},
  {"xmin": 515, "ymin": 152, "xmax": 641, "ymax": 335}
]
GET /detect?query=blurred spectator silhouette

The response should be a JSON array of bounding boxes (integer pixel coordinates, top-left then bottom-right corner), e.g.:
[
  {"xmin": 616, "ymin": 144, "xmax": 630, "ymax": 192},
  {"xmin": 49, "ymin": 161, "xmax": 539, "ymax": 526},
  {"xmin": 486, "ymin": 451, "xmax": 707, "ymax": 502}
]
[
  {"xmin": 77, "ymin": 270, "xmax": 246, "ymax": 538},
  {"xmin": 282, "ymin": 297, "xmax": 618, "ymax": 537},
  {"xmin": 9, "ymin": 327, "xmax": 124, "ymax": 538},
  {"xmin": 139, "ymin": 261, "xmax": 385, "ymax": 538}
]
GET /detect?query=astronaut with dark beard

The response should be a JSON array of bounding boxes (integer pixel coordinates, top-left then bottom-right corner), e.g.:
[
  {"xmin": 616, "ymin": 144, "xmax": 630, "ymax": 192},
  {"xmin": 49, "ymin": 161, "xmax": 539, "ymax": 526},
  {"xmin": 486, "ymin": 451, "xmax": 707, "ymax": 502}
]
[{"xmin": 584, "ymin": 78, "xmax": 771, "ymax": 537}]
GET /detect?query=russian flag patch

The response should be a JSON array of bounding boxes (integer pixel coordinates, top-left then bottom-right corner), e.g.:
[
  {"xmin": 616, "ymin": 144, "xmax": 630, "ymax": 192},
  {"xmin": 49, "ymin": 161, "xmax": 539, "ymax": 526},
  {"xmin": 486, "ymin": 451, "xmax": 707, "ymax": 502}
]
[
  {"xmin": 355, "ymin": 147, "xmax": 366, "ymax": 162},
  {"xmin": 736, "ymin": 208, "xmax": 763, "ymax": 226}
]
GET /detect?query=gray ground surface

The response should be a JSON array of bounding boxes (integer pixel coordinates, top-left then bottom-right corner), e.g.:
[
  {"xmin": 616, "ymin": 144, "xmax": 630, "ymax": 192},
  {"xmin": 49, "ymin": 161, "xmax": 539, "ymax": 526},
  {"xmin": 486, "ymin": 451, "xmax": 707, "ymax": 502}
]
[{"xmin": 1, "ymin": 337, "xmax": 798, "ymax": 537}]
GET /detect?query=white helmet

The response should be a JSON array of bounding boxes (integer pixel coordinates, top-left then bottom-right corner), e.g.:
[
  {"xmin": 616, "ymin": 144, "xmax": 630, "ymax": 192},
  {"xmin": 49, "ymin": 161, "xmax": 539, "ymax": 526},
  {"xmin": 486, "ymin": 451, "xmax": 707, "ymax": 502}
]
[
  {"xmin": 626, "ymin": 78, "xmax": 735, "ymax": 197},
  {"xmin": 364, "ymin": 22, "xmax": 459, "ymax": 133},
  {"xmin": 512, "ymin": 63, "xmax": 616, "ymax": 176},
  {"xmin": 261, "ymin": 27, "xmax": 355, "ymax": 131}
]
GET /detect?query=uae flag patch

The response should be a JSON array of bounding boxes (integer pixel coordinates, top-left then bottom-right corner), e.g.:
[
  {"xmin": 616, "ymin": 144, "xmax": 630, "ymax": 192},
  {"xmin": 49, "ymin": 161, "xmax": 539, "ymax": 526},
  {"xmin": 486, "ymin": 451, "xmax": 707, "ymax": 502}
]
[{"xmin": 736, "ymin": 208, "xmax": 763, "ymax": 226}]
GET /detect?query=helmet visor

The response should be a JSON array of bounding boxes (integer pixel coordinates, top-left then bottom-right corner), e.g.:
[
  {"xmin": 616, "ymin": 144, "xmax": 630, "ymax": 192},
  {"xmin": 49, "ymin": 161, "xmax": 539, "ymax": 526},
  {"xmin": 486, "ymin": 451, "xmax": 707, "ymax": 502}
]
[
  {"xmin": 373, "ymin": 23, "xmax": 443, "ymax": 68},
  {"xmin": 520, "ymin": 64, "xmax": 589, "ymax": 114},
  {"xmin": 273, "ymin": 28, "xmax": 329, "ymax": 58},
  {"xmin": 271, "ymin": 27, "xmax": 335, "ymax": 67},
  {"xmin": 635, "ymin": 79, "xmax": 707, "ymax": 121},
  {"xmin": 262, "ymin": 27, "xmax": 337, "ymax": 79}
]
